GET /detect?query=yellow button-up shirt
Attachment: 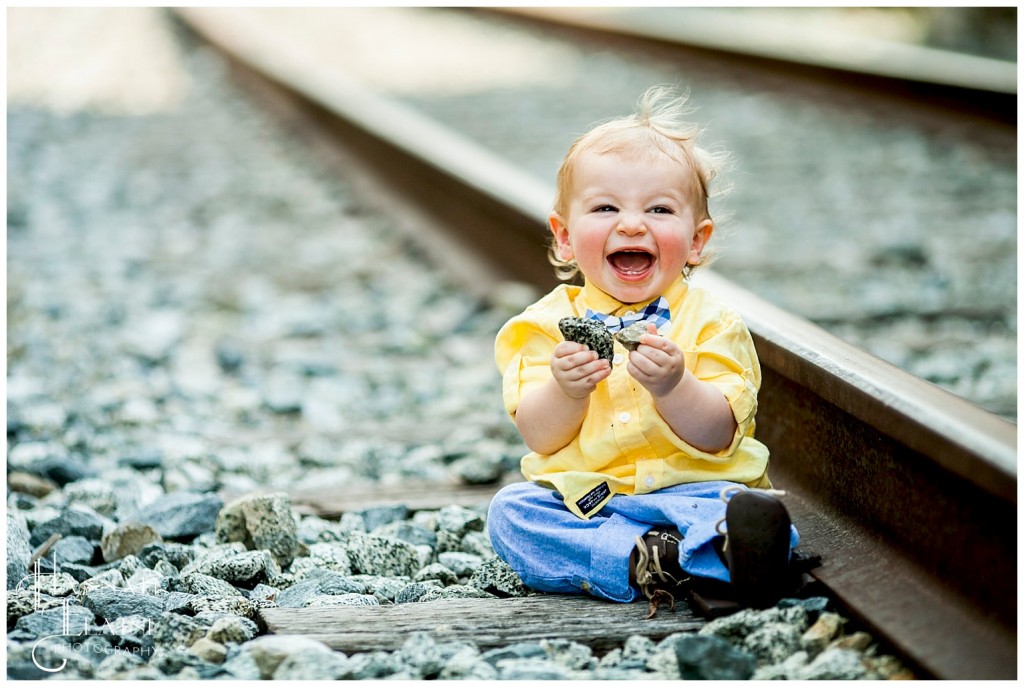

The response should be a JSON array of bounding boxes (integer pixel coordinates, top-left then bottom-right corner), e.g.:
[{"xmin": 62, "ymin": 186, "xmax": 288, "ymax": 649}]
[{"xmin": 495, "ymin": 275, "xmax": 771, "ymax": 519}]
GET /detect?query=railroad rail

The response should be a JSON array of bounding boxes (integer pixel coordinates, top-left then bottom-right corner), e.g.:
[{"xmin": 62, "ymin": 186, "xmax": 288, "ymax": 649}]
[
  {"xmin": 491, "ymin": 7, "xmax": 1016, "ymax": 123},
  {"xmin": 176, "ymin": 8, "xmax": 1017, "ymax": 679}
]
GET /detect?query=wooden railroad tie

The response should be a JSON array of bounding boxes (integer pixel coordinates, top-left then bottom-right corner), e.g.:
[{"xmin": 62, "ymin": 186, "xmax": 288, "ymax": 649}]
[
  {"xmin": 281, "ymin": 473, "xmax": 524, "ymax": 519},
  {"xmin": 258, "ymin": 595, "xmax": 702, "ymax": 653}
]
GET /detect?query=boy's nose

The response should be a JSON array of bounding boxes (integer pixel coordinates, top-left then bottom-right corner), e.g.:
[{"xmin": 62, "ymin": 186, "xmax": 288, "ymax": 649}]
[{"xmin": 617, "ymin": 212, "xmax": 647, "ymax": 234}]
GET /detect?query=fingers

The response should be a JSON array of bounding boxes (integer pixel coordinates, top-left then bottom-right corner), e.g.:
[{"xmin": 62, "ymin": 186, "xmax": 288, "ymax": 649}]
[
  {"xmin": 552, "ymin": 342, "xmax": 610, "ymax": 395},
  {"xmin": 628, "ymin": 333, "xmax": 683, "ymax": 394}
]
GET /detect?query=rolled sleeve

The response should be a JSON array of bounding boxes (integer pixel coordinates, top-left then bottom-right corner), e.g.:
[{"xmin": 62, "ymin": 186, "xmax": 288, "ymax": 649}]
[
  {"xmin": 685, "ymin": 311, "xmax": 762, "ymax": 454},
  {"xmin": 495, "ymin": 312, "xmax": 559, "ymax": 418}
]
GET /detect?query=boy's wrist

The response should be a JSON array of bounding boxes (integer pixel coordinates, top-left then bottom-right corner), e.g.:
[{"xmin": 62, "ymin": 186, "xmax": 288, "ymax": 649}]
[{"xmin": 648, "ymin": 368, "xmax": 689, "ymax": 401}]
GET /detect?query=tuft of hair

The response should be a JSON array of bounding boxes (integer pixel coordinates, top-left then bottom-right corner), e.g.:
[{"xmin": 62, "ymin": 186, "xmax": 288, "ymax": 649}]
[{"xmin": 549, "ymin": 85, "xmax": 730, "ymax": 281}]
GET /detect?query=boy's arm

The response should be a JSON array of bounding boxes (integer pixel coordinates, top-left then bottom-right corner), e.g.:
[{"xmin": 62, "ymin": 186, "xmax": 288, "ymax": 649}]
[
  {"xmin": 514, "ymin": 341, "xmax": 610, "ymax": 455},
  {"xmin": 627, "ymin": 324, "xmax": 737, "ymax": 453},
  {"xmin": 649, "ymin": 370, "xmax": 737, "ymax": 453}
]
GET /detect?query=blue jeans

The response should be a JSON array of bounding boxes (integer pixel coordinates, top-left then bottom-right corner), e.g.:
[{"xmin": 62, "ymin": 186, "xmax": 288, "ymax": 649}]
[{"xmin": 487, "ymin": 480, "xmax": 799, "ymax": 603}]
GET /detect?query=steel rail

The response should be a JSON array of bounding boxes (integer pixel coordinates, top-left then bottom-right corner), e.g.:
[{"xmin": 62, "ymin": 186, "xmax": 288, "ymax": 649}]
[
  {"xmin": 175, "ymin": 8, "xmax": 1016, "ymax": 679},
  {"xmin": 490, "ymin": 7, "xmax": 1016, "ymax": 123}
]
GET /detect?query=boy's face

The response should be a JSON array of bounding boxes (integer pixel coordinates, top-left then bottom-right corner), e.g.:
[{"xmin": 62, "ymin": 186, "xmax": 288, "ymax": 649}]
[{"xmin": 550, "ymin": 149, "xmax": 713, "ymax": 305}]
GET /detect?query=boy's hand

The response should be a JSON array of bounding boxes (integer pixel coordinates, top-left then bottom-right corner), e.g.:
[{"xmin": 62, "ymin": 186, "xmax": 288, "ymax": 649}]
[
  {"xmin": 551, "ymin": 341, "xmax": 611, "ymax": 399},
  {"xmin": 627, "ymin": 323, "xmax": 684, "ymax": 398}
]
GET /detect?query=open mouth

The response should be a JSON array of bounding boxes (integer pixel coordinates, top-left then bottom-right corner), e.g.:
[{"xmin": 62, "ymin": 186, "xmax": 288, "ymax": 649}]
[{"xmin": 607, "ymin": 250, "xmax": 655, "ymax": 278}]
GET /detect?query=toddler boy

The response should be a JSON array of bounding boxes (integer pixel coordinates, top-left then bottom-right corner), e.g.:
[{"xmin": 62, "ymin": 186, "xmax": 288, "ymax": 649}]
[{"xmin": 489, "ymin": 86, "xmax": 798, "ymax": 617}]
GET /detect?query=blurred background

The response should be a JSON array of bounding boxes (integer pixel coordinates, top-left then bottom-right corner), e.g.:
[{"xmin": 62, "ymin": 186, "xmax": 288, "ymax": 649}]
[{"xmin": 8, "ymin": 6, "xmax": 1017, "ymax": 430}]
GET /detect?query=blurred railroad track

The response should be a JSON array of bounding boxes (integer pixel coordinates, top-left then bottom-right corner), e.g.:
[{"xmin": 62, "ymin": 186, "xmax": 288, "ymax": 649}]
[
  {"xmin": 492, "ymin": 7, "xmax": 1016, "ymax": 123},
  {"xmin": 176, "ymin": 8, "xmax": 1016, "ymax": 679}
]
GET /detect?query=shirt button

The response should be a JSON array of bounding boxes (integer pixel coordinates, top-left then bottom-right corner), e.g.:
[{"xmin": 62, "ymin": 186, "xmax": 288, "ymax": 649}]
[
  {"xmin": 619, "ymin": 412, "xmax": 631, "ymax": 423},
  {"xmin": 581, "ymin": 581, "xmax": 590, "ymax": 592},
  {"xmin": 644, "ymin": 476, "xmax": 655, "ymax": 488},
  {"xmin": 612, "ymin": 353, "xmax": 623, "ymax": 365},
  {"xmin": 624, "ymin": 310, "xmax": 636, "ymax": 317}
]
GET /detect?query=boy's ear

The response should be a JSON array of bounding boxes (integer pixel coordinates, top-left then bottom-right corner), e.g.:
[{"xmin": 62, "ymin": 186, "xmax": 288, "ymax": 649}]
[
  {"xmin": 688, "ymin": 219, "xmax": 714, "ymax": 264},
  {"xmin": 549, "ymin": 212, "xmax": 574, "ymax": 261}
]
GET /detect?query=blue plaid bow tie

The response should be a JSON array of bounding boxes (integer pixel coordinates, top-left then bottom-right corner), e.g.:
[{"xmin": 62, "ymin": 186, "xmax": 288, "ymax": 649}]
[{"xmin": 585, "ymin": 296, "xmax": 671, "ymax": 333}]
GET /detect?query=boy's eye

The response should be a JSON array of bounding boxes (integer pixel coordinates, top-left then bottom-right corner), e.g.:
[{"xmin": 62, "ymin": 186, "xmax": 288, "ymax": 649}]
[
  {"xmin": 592, "ymin": 205, "xmax": 617, "ymax": 213},
  {"xmin": 649, "ymin": 205, "xmax": 674, "ymax": 214}
]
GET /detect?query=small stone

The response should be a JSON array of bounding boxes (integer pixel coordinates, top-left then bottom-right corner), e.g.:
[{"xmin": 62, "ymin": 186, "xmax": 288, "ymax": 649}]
[
  {"xmin": 289, "ymin": 542, "xmax": 352, "ymax": 578},
  {"xmin": 359, "ymin": 504, "xmax": 409, "ymax": 532},
  {"xmin": 123, "ymin": 310, "xmax": 184, "ymax": 362},
  {"xmin": 797, "ymin": 647, "xmax": 870, "ymax": 680},
  {"xmin": 418, "ymin": 584, "xmax": 495, "ymax": 602},
  {"xmin": 461, "ymin": 530, "xmax": 495, "ymax": 558},
  {"xmin": 274, "ymin": 573, "xmax": 365, "ymax": 608},
  {"xmin": 125, "ymin": 567, "xmax": 167, "ymax": 595},
  {"xmin": 63, "ymin": 478, "xmax": 119, "ymax": 517},
  {"xmin": 79, "ymin": 568, "xmax": 126, "ymax": 595},
  {"xmin": 449, "ymin": 453, "xmax": 504, "ymax": 485},
  {"xmin": 117, "ymin": 553, "xmax": 144, "ymax": 579},
  {"xmin": 95, "ymin": 649, "xmax": 146, "ymax": 679},
  {"xmin": 742, "ymin": 621, "xmax": 803, "ymax": 665},
  {"xmin": 346, "ymin": 533, "xmax": 421, "ymax": 578},
  {"xmin": 437, "ymin": 551, "xmax": 483, "ymax": 576},
  {"xmin": 15, "ymin": 604, "xmax": 96, "ymax": 638},
  {"xmin": 559, "ymin": 316, "xmax": 613, "ymax": 363},
  {"xmin": 481, "ymin": 641, "xmax": 547, "ymax": 666},
  {"xmin": 152, "ymin": 612, "xmax": 208, "ymax": 650},
  {"xmin": 752, "ymin": 649, "xmax": 810, "ymax": 679},
  {"xmin": 188, "ymin": 549, "xmax": 279, "ymax": 586},
  {"xmin": 673, "ymin": 634, "xmax": 756, "ymax": 680},
  {"xmin": 439, "ymin": 645, "xmax": 498, "ymax": 680},
  {"xmin": 414, "ymin": 562, "xmax": 458, "ymax": 586},
  {"xmin": 188, "ymin": 595, "xmax": 257, "ymax": 619},
  {"xmin": 613, "ymin": 321, "xmax": 649, "ymax": 352},
  {"xmin": 7, "ymin": 513, "xmax": 32, "ymax": 591},
  {"xmin": 26, "ymin": 452, "xmax": 96, "ymax": 487},
  {"xmin": 343, "ymin": 650, "xmax": 402, "ymax": 680},
  {"xmin": 177, "ymin": 571, "xmax": 242, "ymax": 597},
  {"xmin": 496, "ymin": 657, "xmax": 569, "ymax": 680},
  {"xmin": 138, "ymin": 491, "xmax": 223, "ymax": 541},
  {"xmin": 238, "ymin": 635, "xmax": 345, "ymax": 680},
  {"xmin": 148, "ymin": 645, "xmax": 209, "ymax": 676},
  {"xmin": 216, "ymin": 492, "xmax": 299, "ymax": 568},
  {"xmin": 372, "ymin": 521, "xmax": 437, "ymax": 548},
  {"xmin": 7, "ymin": 471, "xmax": 58, "ymax": 497},
  {"xmin": 28, "ymin": 571, "xmax": 79, "ymax": 597},
  {"xmin": 101, "ymin": 523, "xmax": 162, "ymax": 562},
  {"xmin": 830, "ymin": 630, "xmax": 873, "ymax": 653},
  {"xmin": 468, "ymin": 556, "xmax": 530, "ymax": 597},
  {"xmin": 162, "ymin": 591, "xmax": 196, "ymax": 614},
  {"xmin": 82, "ymin": 587, "xmax": 166, "ymax": 623},
  {"xmin": 52, "ymin": 535, "xmax": 98, "ymax": 566},
  {"xmin": 436, "ymin": 504, "xmax": 485, "ymax": 538},
  {"xmin": 306, "ymin": 593, "xmax": 379, "ymax": 607},
  {"xmin": 7, "ymin": 589, "xmax": 64, "ymax": 624},
  {"xmin": 139, "ymin": 541, "xmax": 196, "ymax": 570},
  {"xmin": 360, "ymin": 575, "xmax": 411, "ymax": 603},
  {"xmin": 99, "ymin": 614, "xmax": 154, "ymax": 645},
  {"xmin": 541, "ymin": 638, "xmax": 595, "ymax": 670},
  {"xmin": 801, "ymin": 611, "xmax": 845, "ymax": 656},
  {"xmin": 396, "ymin": 580, "xmax": 443, "ymax": 603},
  {"xmin": 30, "ymin": 504, "xmax": 106, "ymax": 546},
  {"xmin": 779, "ymin": 595, "xmax": 830, "ymax": 621},
  {"xmin": 206, "ymin": 615, "xmax": 259, "ymax": 645},
  {"xmin": 188, "ymin": 637, "xmax": 228, "ymax": 664}
]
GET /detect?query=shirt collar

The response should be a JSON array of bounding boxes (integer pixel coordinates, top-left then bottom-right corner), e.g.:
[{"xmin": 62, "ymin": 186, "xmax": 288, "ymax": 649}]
[{"xmin": 579, "ymin": 275, "xmax": 689, "ymax": 316}]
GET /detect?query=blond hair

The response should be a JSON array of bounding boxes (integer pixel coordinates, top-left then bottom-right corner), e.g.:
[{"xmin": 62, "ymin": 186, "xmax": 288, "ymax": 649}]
[{"xmin": 549, "ymin": 86, "xmax": 728, "ymax": 281}]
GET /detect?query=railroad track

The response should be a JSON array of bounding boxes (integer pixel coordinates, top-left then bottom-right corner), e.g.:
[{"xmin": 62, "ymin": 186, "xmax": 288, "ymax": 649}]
[
  {"xmin": 491, "ymin": 7, "xmax": 1016, "ymax": 123},
  {"xmin": 176, "ymin": 8, "xmax": 1016, "ymax": 679}
]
